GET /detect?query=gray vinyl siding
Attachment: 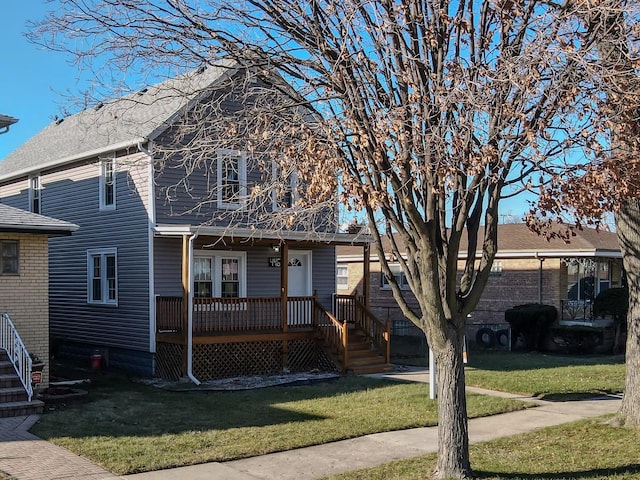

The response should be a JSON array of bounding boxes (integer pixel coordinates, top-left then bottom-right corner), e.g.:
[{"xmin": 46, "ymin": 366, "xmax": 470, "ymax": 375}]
[
  {"xmin": 2, "ymin": 155, "xmax": 152, "ymax": 353},
  {"xmin": 154, "ymin": 239, "xmax": 336, "ymax": 304},
  {"xmin": 311, "ymin": 246, "xmax": 336, "ymax": 309}
]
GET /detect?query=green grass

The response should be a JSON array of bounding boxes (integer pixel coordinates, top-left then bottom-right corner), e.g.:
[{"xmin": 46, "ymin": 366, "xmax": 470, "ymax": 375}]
[
  {"xmin": 32, "ymin": 372, "xmax": 525, "ymax": 475},
  {"xmin": 325, "ymin": 418, "xmax": 640, "ymax": 479},
  {"xmin": 464, "ymin": 352, "xmax": 625, "ymax": 400}
]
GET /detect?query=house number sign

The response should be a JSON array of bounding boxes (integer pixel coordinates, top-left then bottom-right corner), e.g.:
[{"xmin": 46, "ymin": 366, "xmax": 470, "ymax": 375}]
[{"xmin": 268, "ymin": 257, "xmax": 281, "ymax": 267}]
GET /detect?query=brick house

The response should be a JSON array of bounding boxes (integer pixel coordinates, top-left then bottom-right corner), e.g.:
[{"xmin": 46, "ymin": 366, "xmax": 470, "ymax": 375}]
[
  {"xmin": 0, "ymin": 203, "xmax": 77, "ymax": 390},
  {"xmin": 337, "ymin": 224, "xmax": 623, "ymax": 349}
]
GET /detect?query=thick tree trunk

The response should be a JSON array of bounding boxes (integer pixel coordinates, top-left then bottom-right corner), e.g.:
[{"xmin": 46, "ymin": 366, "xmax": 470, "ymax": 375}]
[
  {"xmin": 431, "ymin": 323, "xmax": 472, "ymax": 479},
  {"xmin": 613, "ymin": 199, "xmax": 640, "ymax": 427}
]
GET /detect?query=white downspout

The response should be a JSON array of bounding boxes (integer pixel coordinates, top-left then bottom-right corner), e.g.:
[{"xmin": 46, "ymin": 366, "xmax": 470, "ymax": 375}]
[{"xmin": 187, "ymin": 232, "xmax": 201, "ymax": 385}]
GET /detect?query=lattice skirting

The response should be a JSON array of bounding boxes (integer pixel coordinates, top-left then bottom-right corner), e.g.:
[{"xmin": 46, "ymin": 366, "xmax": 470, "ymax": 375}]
[
  {"xmin": 192, "ymin": 338, "xmax": 338, "ymax": 381},
  {"xmin": 155, "ymin": 342, "xmax": 184, "ymax": 380}
]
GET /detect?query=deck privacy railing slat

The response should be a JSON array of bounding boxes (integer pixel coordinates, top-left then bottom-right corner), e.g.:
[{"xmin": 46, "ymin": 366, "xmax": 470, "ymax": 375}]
[{"xmin": 0, "ymin": 313, "xmax": 33, "ymax": 401}]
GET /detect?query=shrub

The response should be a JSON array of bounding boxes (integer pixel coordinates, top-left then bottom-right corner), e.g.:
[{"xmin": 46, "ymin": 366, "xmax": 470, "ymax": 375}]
[{"xmin": 505, "ymin": 304, "xmax": 557, "ymax": 351}]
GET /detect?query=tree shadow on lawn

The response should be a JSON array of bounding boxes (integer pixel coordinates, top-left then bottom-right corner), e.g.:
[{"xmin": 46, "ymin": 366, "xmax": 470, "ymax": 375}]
[
  {"xmin": 475, "ymin": 464, "xmax": 640, "ymax": 479},
  {"xmin": 34, "ymin": 372, "xmax": 418, "ymax": 439}
]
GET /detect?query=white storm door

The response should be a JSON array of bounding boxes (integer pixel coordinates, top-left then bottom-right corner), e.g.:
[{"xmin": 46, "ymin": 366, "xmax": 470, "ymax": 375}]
[{"xmin": 287, "ymin": 251, "xmax": 312, "ymax": 326}]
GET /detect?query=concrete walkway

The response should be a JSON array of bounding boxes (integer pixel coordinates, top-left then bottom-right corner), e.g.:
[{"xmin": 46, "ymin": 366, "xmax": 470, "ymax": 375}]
[{"xmin": 0, "ymin": 370, "xmax": 622, "ymax": 480}]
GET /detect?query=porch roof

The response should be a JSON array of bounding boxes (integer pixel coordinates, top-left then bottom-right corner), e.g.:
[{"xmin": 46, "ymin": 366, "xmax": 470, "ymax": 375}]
[{"xmin": 153, "ymin": 224, "xmax": 372, "ymax": 246}]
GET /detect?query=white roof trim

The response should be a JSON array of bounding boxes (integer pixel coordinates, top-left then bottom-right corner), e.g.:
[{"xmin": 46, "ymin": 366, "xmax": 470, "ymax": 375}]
[
  {"xmin": 0, "ymin": 138, "xmax": 145, "ymax": 183},
  {"xmin": 153, "ymin": 224, "xmax": 371, "ymax": 244}
]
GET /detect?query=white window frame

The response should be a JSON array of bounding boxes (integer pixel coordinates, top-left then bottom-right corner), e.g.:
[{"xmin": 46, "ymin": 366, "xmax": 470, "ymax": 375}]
[
  {"xmin": 29, "ymin": 175, "xmax": 41, "ymax": 214},
  {"xmin": 337, "ymin": 264, "xmax": 349, "ymax": 290},
  {"xmin": 381, "ymin": 263, "xmax": 410, "ymax": 290},
  {"xmin": 271, "ymin": 161, "xmax": 299, "ymax": 211},
  {"xmin": 99, "ymin": 155, "xmax": 116, "ymax": 210},
  {"xmin": 193, "ymin": 250, "xmax": 247, "ymax": 298},
  {"xmin": 87, "ymin": 248, "xmax": 118, "ymax": 305},
  {"xmin": 216, "ymin": 149, "xmax": 247, "ymax": 209}
]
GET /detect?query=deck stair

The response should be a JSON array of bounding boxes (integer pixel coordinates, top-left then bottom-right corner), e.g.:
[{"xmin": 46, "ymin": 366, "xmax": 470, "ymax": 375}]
[
  {"xmin": 0, "ymin": 351, "xmax": 44, "ymax": 418},
  {"xmin": 342, "ymin": 325, "xmax": 394, "ymax": 375}
]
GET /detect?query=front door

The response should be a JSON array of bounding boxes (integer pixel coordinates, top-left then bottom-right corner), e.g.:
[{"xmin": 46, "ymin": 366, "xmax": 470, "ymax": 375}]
[{"xmin": 287, "ymin": 251, "xmax": 312, "ymax": 325}]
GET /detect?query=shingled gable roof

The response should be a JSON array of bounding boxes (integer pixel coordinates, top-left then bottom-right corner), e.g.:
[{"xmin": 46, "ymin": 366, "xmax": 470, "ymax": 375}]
[
  {"xmin": 337, "ymin": 223, "xmax": 621, "ymax": 259},
  {"xmin": 0, "ymin": 59, "xmax": 238, "ymax": 182},
  {"xmin": 0, "ymin": 203, "xmax": 78, "ymax": 235}
]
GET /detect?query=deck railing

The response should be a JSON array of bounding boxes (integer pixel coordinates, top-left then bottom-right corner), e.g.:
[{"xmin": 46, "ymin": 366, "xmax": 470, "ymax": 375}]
[
  {"xmin": 156, "ymin": 296, "xmax": 315, "ymax": 334},
  {"xmin": 0, "ymin": 313, "xmax": 33, "ymax": 401}
]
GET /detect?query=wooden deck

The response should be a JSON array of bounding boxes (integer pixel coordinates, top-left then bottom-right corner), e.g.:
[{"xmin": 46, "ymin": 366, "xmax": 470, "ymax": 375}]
[{"xmin": 155, "ymin": 295, "xmax": 391, "ymax": 380}]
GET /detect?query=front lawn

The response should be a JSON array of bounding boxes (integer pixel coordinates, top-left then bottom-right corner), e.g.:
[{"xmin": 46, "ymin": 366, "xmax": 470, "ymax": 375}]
[
  {"xmin": 31, "ymin": 371, "xmax": 524, "ymax": 475},
  {"xmin": 464, "ymin": 351, "xmax": 625, "ymax": 399},
  {"xmin": 325, "ymin": 418, "xmax": 640, "ymax": 479}
]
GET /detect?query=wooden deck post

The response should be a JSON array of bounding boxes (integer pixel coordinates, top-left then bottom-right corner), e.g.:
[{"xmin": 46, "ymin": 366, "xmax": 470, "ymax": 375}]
[
  {"xmin": 363, "ymin": 244, "xmax": 371, "ymax": 308},
  {"xmin": 280, "ymin": 242, "xmax": 289, "ymax": 370},
  {"xmin": 181, "ymin": 234, "xmax": 189, "ymax": 377}
]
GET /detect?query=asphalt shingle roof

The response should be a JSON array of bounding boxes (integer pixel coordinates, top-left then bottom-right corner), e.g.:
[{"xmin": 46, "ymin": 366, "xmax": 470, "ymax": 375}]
[
  {"xmin": 0, "ymin": 203, "xmax": 78, "ymax": 235},
  {"xmin": 0, "ymin": 60, "xmax": 237, "ymax": 180},
  {"xmin": 337, "ymin": 224, "xmax": 620, "ymax": 258}
]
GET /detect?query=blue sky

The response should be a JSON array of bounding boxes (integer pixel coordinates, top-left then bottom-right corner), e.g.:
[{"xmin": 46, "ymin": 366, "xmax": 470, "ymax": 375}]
[
  {"xmin": 0, "ymin": 1, "xmax": 534, "ymax": 218},
  {"xmin": 0, "ymin": 0, "xmax": 82, "ymax": 160}
]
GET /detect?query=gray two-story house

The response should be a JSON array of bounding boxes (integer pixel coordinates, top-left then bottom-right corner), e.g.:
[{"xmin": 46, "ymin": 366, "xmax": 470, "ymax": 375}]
[{"xmin": 0, "ymin": 62, "xmax": 389, "ymax": 381}]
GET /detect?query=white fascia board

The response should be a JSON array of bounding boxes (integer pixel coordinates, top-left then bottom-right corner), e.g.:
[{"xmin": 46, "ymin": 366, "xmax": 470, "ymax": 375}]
[
  {"xmin": 153, "ymin": 224, "xmax": 372, "ymax": 244},
  {"xmin": 0, "ymin": 138, "xmax": 146, "ymax": 182}
]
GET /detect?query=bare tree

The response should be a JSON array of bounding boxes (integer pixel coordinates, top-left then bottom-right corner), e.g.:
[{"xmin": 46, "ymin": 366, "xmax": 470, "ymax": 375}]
[
  {"xmin": 28, "ymin": 1, "xmax": 636, "ymax": 477},
  {"xmin": 530, "ymin": 0, "xmax": 640, "ymax": 428}
]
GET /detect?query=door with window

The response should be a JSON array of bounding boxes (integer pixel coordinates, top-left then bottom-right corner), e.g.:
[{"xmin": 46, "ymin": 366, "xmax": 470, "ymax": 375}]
[{"xmin": 287, "ymin": 251, "xmax": 312, "ymax": 326}]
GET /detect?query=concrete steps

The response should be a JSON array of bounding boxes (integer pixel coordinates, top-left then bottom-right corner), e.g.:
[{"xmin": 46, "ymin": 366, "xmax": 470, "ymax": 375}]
[{"xmin": 0, "ymin": 351, "xmax": 44, "ymax": 418}]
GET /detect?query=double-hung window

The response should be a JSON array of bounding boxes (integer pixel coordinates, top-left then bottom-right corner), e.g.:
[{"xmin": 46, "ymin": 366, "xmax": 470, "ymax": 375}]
[
  {"xmin": 272, "ymin": 162, "xmax": 298, "ymax": 210},
  {"xmin": 193, "ymin": 251, "xmax": 246, "ymax": 298},
  {"xmin": 87, "ymin": 249, "xmax": 118, "ymax": 305},
  {"xmin": 29, "ymin": 175, "xmax": 41, "ymax": 214},
  {"xmin": 381, "ymin": 264, "xmax": 409, "ymax": 290},
  {"xmin": 0, "ymin": 241, "xmax": 19, "ymax": 274},
  {"xmin": 100, "ymin": 157, "xmax": 116, "ymax": 210},
  {"xmin": 216, "ymin": 149, "xmax": 246, "ymax": 209},
  {"xmin": 337, "ymin": 265, "xmax": 349, "ymax": 290}
]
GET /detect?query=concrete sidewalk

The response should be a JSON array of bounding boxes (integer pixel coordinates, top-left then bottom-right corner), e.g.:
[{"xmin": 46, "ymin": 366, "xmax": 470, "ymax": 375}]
[
  {"xmin": 121, "ymin": 395, "xmax": 621, "ymax": 480},
  {"xmin": 0, "ymin": 369, "xmax": 622, "ymax": 480}
]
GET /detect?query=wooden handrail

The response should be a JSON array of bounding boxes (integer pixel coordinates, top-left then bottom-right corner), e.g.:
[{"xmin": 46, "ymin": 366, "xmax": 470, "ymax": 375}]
[
  {"xmin": 353, "ymin": 298, "xmax": 390, "ymax": 364},
  {"xmin": 313, "ymin": 300, "xmax": 349, "ymax": 372}
]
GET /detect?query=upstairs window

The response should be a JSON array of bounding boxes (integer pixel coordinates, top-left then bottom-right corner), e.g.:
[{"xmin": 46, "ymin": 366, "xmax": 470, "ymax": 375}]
[
  {"xmin": 216, "ymin": 149, "xmax": 246, "ymax": 209},
  {"xmin": 87, "ymin": 249, "xmax": 118, "ymax": 305},
  {"xmin": 272, "ymin": 163, "xmax": 298, "ymax": 210},
  {"xmin": 29, "ymin": 175, "xmax": 41, "ymax": 214},
  {"xmin": 381, "ymin": 264, "xmax": 410, "ymax": 290},
  {"xmin": 0, "ymin": 241, "xmax": 19, "ymax": 275},
  {"xmin": 100, "ymin": 157, "xmax": 116, "ymax": 210}
]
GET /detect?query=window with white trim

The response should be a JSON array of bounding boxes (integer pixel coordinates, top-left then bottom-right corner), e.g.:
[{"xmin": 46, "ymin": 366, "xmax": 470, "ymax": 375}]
[
  {"xmin": 216, "ymin": 149, "xmax": 247, "ymax": 209},
  {"xmin": 87, "ymin": 249, "xmax": 118, "ymax": 304},
  {"xmin": 99, "ymin": 157, "xmax": 116, "ymax": 210},
  {"xmin": 337, "ymin": 265, "xmax": 349, "ymax": 290},
  {"xmin": 29, "ymin": 175, "xmax": 41, "ymax": 214},
  {"xmin": 381, "ymin": 264, "xmax": 409, "ymax": 290},
  {"xmin": 272, "ymin": 162, "xmax": 298, "ymax": 210},
  {"xmin": 0, "ymin": 241, "xmax": 19, "ymax": 274},
  {"xmin": 194, "ymin": 251, "xmax": 246, "ymax": 298}
]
